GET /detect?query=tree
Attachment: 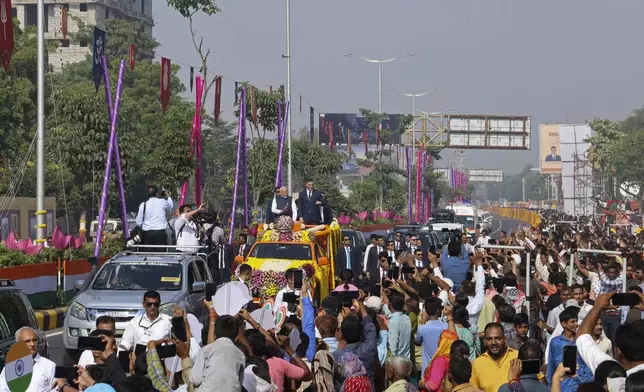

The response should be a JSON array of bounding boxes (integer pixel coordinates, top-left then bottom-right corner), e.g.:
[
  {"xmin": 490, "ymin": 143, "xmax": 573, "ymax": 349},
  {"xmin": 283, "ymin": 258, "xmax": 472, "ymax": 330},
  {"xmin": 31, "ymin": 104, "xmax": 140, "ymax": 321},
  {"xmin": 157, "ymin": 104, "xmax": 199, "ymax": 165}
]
[{"xmin": 355, "ymin": 108, "xmax": 413, "ymax": 210}]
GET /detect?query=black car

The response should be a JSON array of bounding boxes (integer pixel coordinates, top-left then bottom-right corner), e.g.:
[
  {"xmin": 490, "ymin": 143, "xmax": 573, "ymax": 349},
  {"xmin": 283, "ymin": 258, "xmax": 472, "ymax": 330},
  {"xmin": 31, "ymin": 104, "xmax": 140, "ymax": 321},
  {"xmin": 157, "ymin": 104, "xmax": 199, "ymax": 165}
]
[{"xmin": 0, "ymin": 280, "xmax": 49, "ymax": 370}]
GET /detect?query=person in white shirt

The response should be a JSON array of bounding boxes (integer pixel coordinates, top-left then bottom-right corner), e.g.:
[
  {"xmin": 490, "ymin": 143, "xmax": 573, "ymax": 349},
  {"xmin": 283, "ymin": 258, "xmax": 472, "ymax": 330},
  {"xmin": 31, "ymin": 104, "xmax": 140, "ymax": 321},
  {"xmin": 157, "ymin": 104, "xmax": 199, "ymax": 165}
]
[
  {"xmin": 174, "ymin": 203, "xmax": 206, "ymax": 252},
  {"xmin": 274, "ymin": 268, "xmax": 301, "ymax": 317},
  {"xmin": 135, "ymin": 186, "xmax": 174, "ymax": 250},
  {"xmin": 119, "ymin": 290, "xmax": 172, "ymax": 352},
  {"xmin": 476, "ymin": 230, "xmax": 491, "ymax": 246},
  {"xmin": 271, "ymin": 186, "xmax": 297, "ymax": 222},
  {"xmin": 78, "ymin": 315, "xmax": 116, "ymax": 368},
  {"xmin": 0, "ymin": 327, "xmax": 55, "ymax": 392}
]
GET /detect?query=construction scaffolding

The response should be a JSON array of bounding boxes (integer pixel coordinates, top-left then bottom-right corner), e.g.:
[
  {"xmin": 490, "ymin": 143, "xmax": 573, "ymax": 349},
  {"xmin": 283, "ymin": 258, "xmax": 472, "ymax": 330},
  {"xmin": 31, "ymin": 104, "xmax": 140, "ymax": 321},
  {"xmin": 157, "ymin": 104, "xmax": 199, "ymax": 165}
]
[{"xmin": 572, "ymin": 151, "xmax": 595, "ymax": 217}]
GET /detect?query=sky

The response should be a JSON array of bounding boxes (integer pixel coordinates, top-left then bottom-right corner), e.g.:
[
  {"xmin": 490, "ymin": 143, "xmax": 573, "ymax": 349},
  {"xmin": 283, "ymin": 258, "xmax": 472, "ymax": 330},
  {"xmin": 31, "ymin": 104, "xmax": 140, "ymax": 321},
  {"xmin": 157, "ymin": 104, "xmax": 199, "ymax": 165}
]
[{"xmin": 153, "ymin": 0, "xmax": 644, "ymax": 175}]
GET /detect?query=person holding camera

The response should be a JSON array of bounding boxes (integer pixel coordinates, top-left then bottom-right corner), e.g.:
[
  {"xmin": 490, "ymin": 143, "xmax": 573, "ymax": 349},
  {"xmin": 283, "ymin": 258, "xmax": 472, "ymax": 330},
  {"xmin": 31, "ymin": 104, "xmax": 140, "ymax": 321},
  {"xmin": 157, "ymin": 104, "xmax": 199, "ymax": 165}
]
[
  {"xmin": 174, "ymin": 203, "xmax": 206, "ymax": 252},
  {"xmin": 135, "ymin": 186, "xmax": 174, "ymax": 251}
]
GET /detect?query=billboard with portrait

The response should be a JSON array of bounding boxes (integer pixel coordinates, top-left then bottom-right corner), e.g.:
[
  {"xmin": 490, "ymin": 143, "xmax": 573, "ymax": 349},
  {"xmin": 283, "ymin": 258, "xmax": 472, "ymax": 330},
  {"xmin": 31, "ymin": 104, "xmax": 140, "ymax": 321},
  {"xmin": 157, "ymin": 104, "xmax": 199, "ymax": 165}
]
[
  {"xmin": 539, "ymin": 124, "xmax": 562, "ymax": 174},
  {"xmin": 318, "ymin": 113, "xmax": 403, "ymax": 146}
]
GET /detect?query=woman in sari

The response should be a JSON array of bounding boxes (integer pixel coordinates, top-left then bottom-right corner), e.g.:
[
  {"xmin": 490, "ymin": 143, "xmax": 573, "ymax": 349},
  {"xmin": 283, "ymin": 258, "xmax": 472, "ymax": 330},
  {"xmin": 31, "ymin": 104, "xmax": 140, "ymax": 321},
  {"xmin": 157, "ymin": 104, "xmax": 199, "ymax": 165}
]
[
  {"xmin": 420, "ymin": 306, "xmax": 471, "ymax": 392},
  {"xmin": 452, "ymin": 305, "xmax": 480, "ymax": 361},
  {"xmin": 335, "ymin": 351, "xmax": 372, "ymax": 392}
]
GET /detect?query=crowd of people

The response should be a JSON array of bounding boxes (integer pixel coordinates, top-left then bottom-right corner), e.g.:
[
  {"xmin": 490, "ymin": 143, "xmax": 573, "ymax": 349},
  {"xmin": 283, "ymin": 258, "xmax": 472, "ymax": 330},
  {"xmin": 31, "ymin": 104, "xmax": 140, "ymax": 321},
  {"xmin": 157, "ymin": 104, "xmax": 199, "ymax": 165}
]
[{"xmin": 7, "ymin": 209, "xmax": 644, "ymax": 392}]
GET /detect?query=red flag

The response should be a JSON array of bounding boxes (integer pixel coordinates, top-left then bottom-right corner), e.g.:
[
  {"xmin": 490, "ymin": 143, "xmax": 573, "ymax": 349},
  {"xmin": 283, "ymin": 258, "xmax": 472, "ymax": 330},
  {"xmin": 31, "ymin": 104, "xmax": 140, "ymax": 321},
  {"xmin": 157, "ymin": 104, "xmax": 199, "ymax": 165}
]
[
  {"xmin": 129, "ymin": 44, "xmax": 135, "ymax": 71},
  {"xmin": 61, "ymin": 6, "xmax": 68, "ymax": 39},
  {"xmin": 160, "ymin": 57, "xmax": 171, "ymax": 113},
  {"xmin": 0, "ymin": 0, "xmax": 15, "ymax": 72},
  {"xmin": 214, "ymin": 76, "xmax": 222, "ymax": 123}
]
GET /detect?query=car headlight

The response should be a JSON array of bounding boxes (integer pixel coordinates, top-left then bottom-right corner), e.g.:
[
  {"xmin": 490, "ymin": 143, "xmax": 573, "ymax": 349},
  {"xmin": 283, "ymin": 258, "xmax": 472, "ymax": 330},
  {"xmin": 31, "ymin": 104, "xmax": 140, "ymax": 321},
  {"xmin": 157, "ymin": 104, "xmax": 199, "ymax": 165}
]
[
  {"xmin": 159, "ymin": 303, "xmax": 176, "ymax": 317},
  {"xmin": 69, "ymin": 302, "xmax": 88, "ymax": 321}
]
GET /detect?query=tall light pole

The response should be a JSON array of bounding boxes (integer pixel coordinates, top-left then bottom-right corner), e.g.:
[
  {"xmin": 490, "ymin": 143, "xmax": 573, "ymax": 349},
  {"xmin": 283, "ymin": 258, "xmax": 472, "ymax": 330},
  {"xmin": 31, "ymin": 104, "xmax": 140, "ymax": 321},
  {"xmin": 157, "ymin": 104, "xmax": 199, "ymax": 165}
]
[
  {"xmin": 344, "ymin": 53, "xmax": 414, "ymax": 117},
  {"xmin": 284, "ymin": 0, "xmax": 293, "ymax": 194},
  {"xmin": 36, "ymin": 0, "xmax": 46, "ymax": 243}
]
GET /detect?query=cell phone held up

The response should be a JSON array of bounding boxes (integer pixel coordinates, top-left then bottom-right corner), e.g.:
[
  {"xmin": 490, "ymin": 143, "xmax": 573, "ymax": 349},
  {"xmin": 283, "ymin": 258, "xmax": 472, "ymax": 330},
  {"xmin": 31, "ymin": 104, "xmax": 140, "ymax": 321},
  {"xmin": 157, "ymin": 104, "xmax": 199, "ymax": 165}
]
[
  {"xmin": 612, "ymin": 293, "xmax": 641, "ymax": 307},
  {"xmin": 563, "ymin": 345, "xmax": 577, "ymax": 374},
  {"xmin": 77, "ymin": 336, "xmax": 106, "ymax": 351}
]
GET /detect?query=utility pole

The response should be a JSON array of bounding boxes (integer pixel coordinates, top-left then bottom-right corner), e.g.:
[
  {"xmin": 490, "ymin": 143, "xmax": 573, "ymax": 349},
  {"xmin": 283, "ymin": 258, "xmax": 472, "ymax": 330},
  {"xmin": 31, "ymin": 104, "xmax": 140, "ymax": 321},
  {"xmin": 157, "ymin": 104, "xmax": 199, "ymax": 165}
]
[
  {"xmin": 36, "ymin": 0, "xmax": 46, "ymax": 243},
  {"xmin": 285, "ymin": 0, "xmax": 292, "ymax": 195}
]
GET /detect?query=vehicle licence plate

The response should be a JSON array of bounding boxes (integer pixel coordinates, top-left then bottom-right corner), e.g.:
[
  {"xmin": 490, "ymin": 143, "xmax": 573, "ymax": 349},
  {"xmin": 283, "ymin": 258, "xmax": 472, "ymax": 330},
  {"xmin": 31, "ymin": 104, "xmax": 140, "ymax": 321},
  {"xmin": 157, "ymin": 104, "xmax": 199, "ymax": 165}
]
[{"xmin": 103, "ymin": 311, "xmax": 130, "ymax": 318}]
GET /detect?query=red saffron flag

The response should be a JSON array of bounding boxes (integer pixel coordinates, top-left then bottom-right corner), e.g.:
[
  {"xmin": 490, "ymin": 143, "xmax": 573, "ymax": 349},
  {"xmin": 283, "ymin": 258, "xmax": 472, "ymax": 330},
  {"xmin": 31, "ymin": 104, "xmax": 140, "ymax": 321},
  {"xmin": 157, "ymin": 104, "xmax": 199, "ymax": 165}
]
[
  {"xmin": 214, "ymin": 76, "xmax": 222, "ymax": 123},
  {"xmin": 0, "ymin": 0, "xmax": 15, "ymax": 71},
  {"xmin": 160, "ymin": 57, "xmax": 171, "ymax": 113},
  {"xmin": 61, "ymin": 6, "xmax": 68, "ymax": 39},
  {"xmin": 129, "ymin": 44, "xmax": 135, "ymax": 71}
]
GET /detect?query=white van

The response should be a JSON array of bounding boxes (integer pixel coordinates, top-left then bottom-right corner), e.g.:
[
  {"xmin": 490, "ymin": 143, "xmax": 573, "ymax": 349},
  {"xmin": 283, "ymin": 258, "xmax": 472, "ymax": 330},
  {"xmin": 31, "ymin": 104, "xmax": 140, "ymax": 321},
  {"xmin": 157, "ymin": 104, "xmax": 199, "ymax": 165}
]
[{"xmin": 447, "ymin": 205, "xmax": 479, "ymax": 234}]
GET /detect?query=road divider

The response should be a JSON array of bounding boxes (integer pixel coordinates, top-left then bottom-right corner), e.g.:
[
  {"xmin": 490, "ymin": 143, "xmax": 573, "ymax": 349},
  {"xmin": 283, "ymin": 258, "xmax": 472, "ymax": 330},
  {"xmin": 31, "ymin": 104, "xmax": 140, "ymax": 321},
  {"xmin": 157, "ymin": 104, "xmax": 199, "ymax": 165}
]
[
  {"xmin": 488, "ymin": 207, "xmax": 540, "ymax": 226},
  {"xmin": 35, "ymin": 308, "xmax": 67, "ymax": 331}
]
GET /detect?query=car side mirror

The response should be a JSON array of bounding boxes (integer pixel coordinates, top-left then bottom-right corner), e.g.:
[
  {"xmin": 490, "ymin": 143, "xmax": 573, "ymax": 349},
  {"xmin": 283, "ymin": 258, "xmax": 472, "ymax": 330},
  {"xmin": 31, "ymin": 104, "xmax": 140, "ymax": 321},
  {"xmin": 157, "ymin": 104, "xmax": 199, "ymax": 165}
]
[
  {"xmin": 192, "ymin": 281, "xmax": 206, "ymax": 293},
  {"xmin": 74, "ymin": 280, "xmax": 85, "ymax": 291}
]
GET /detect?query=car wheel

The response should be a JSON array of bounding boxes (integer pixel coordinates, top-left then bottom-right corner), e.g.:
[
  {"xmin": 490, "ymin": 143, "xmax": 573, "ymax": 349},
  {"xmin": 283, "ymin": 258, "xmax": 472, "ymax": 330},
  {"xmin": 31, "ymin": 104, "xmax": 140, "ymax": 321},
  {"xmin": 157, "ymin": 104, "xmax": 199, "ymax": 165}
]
[{"xmin": 64, "ymin": 348, "xmax": 82, "ymax": 366}]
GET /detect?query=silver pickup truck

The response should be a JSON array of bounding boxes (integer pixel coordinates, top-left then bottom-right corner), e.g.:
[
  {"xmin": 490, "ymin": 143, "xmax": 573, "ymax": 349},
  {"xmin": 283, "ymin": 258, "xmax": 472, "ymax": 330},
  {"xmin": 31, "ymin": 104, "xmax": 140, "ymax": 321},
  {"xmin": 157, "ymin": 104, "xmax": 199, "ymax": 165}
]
[{"xmin": 62, "ymin": 251, "xmax": 213, "ymax": 364}]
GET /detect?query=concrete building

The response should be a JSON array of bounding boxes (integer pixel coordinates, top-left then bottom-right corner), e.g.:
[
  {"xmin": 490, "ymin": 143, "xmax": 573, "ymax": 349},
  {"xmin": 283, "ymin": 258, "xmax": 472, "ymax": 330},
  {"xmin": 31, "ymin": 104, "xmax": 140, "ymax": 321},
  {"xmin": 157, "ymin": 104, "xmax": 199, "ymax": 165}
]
[{"xmin": 11, "ymin": 0, "xmax": 153, "ymax": 72}]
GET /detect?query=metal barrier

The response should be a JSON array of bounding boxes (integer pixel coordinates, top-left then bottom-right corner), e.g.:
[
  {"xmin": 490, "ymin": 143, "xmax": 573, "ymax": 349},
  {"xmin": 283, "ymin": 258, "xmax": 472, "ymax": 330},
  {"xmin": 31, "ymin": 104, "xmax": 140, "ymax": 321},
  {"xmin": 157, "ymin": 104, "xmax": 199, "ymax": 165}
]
[
  {"xmin": 568, "ymin": 248, "xmax": 624, "ymax": 291},
  {"xmin": 480, "ymin": 244, "xmax": 531, "ymax": 325}
]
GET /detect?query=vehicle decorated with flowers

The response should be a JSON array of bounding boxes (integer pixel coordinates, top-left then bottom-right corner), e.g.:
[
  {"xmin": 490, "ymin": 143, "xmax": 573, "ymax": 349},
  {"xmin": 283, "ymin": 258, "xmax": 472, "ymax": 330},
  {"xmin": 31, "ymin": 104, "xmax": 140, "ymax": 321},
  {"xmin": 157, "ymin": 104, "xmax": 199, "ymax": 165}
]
[{"xmin": 233, "ymin": 216, "xmax": 342, "ymax": 300}]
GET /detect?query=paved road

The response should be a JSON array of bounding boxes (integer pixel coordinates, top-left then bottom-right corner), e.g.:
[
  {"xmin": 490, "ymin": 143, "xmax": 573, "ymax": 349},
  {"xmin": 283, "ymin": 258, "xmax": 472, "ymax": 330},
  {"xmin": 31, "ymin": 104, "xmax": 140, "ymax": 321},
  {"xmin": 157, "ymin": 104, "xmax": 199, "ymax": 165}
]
[{"xmin": 43, "ymin": 215, "xmax": 528, "ymax": 365}]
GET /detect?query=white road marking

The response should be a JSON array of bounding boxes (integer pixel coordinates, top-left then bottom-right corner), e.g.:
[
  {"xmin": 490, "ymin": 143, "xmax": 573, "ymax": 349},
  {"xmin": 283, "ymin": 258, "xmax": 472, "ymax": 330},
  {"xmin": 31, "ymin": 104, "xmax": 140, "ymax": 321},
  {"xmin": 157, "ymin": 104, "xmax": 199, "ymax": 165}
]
[
  {"xmin": 46, "ymin": 330, "xmax": 63, "ymax": 338},
  {"xmin": 490, "ymin": 218, "xmax": 503, "ymax": 236}
]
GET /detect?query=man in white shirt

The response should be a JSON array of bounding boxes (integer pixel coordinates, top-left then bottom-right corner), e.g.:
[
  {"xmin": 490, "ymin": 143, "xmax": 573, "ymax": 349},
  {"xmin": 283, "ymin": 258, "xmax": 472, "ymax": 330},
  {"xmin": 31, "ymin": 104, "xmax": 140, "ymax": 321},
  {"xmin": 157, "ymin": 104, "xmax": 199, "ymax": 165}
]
[
  {"xmin": 274, "ymin": 268, "xmax": 301, "ymax": 317},
  {"xmin": 174, "ymin": 203, "xmax": 206, "ymax": 252},
  {"xmin": 0, "ymin": 327, "xmax": 55, "ymax": 392},
  {"xmin": 476, "ymin": 230, "xmax": 491, "ymax": 246},
  {"xmin": 119, "ymin": 290, "xmax": 172, "ymax": 352},
  {"xmin": 271, "ymin": 186, "xmax": 297, "ymax": 222},
  {"xmin": 135, "ymin": 186, "xmax": 174, "ymax": 251},
  {"xmin": 78, "ymin": 315, "xmax": 116, "ymax": 368}
]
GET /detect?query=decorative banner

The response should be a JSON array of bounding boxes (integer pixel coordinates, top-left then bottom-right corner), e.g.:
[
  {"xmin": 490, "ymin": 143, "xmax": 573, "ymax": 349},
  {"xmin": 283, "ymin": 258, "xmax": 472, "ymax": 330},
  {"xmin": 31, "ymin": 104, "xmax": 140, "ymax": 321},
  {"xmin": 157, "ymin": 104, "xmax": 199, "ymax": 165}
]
[
  {"xmin": 299, "ymin": 94, "xmax": 302, "ymax": 113},
  {"xmin": 100, "ymin": 56, "xmax": 128, "ymax": 238},
  {"xmin": 415, "ymin": 149, "xmax": 422, "ymax": 223},
  {"xmin": 0, "ymin": 0, "xmax": 14, "ymax": 72},
  {"xmin": 91, "ymin": 26, "xmax": 106, "ymax": 91},
  {"xmin": 420, "ymin": 151, "xmax": 426, "ymax": 220},
  {"xmin": 275, "ymin": 102, "xmax": 289, "ymax": 188},
  {"xmin": 61, "ymin": 6, "xmax": 68, "ymax": 39},
  {"xmin": 275, "ymin": 101, "xmax": 283, "ymax": 188},
  {"xmin": 194, "ymin": 76, "xmax": 204, "ymax": 206},
  {"xmin": 159, "ymin": 57, "xmax": 171, "ymax": 113},
  {"xmin": 309, "ymin": 106, "xmax": 314, "ymax": 143},
  {"xmin": 406, "ymin": 147, "xmax": 412, "ymax": 222},
  {"xmin": 234, "ymin": 81, "xmax": 239, "ymax": 106},
  {"xmin": 128, "ymin": 43, "xmax": 135, "ymax": 71},
  {"xmin": 189, "ymin": 67, "xmax": 194, "ymax": 92},
  {"xmin": 229, "ymin": 88, "xmax": 246, "ymax": 244},
  {"xmin": 5, "ymin": 341, "xmax": 32, "ymax": 392},
  {"xmin": 213, "ymin": 76, "xmax": 222, "ymax": 124},
  {"xmin": 250, "ymin": 86, "xmax": 257, "ymax": 124},
  {"xmin": 94, "ymin": 60, "xmax": 126, "ymax": 257}
]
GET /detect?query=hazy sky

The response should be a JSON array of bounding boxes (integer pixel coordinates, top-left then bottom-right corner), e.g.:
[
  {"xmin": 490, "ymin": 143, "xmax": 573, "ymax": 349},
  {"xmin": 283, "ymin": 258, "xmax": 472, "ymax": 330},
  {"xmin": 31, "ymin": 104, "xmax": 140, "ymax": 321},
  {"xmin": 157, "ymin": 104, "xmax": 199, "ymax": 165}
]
[{"xmin": 153, "ymin": 0, "xmax": 644, "ymax": 175}]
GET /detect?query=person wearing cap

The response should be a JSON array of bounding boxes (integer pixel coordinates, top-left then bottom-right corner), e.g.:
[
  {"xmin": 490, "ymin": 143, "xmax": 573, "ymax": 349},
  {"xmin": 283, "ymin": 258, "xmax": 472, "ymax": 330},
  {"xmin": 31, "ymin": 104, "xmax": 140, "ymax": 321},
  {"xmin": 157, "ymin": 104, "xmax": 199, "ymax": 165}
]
[{"xmin": 546, "ymin": 308, "xmax": 593, "ymax": 390}]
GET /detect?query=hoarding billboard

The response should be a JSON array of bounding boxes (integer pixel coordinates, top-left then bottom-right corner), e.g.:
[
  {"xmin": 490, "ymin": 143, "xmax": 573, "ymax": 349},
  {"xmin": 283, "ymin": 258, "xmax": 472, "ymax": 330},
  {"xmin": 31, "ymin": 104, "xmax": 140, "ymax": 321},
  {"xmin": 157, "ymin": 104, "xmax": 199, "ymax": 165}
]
[
  {"xmin": 319, "ymin": 113, "xmax": 403, "ymax": 146},
  {"xmin": 539, "ymin": 124, "xmax": 562, "ymax": 174},
  {"xmin": 446, "ymin": 115, "xmax": 531, "ymax": 149},
  {"xmin": 467, "ymin": 169, "xmax": 503, "ymax": 183}
]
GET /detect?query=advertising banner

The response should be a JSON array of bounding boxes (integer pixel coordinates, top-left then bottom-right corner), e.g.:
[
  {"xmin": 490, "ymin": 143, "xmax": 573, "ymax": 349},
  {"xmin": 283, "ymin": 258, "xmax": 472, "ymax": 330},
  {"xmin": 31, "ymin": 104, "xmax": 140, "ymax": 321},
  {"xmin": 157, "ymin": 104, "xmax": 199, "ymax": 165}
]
[
  {"xmin": 319, "ymin": 113, "xmax": 403, "ymax": 146},
  {"xmin": 540, "ymin": 124, "xmax": 562, "ymax": 174}
]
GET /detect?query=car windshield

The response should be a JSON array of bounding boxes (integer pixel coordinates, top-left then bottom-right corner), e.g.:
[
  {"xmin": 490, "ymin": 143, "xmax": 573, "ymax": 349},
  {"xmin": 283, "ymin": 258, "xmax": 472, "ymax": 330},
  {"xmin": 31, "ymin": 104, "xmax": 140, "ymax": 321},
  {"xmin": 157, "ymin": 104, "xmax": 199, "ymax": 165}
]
[
  {"xmin": 92, "ymin": 262, "xmax": 182, "ymax": 291},
  {"xmin": 250, "ymin": 243, "xmax": 312, "ymax": 260},
  {"xmin": 456, "ymin": 215, "xmax": 474, "ymax": 226}
]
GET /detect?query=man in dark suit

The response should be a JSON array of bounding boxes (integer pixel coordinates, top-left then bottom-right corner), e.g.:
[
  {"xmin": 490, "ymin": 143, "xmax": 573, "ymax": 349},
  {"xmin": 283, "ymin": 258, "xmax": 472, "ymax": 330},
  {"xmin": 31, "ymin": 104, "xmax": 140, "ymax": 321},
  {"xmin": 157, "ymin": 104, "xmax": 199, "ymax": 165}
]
[
  {"xmin": 369, "ymin": 251, "xmax": 389, "ymax": 293},
  {"xmin": 365, "ymin": 237, "xmax": 384, "ymax": 291},
  {"xmin": 545, "ymin": 146, "xmax": 562, "ymax": 162},
  {"xmin": 336, "ymin": 234, "xmax": 362, "ymax": 278},
  {"xmin": 412, "ymin": 248, "xmax": 429, "ymax": 270},
  {"xmin": 393, "ymin": 232, "xmax": 405, "ymax": 252},
  {"xmin": 210, "ymin": 242, "xmax": 233, "ymax": 284},
  {"xmin": 234, "ymin": 233, "xmax": 251, "ymax": 259},
  {"xmin": 297, "ymin": 179, "xmax": 324, "ymax": 225}
]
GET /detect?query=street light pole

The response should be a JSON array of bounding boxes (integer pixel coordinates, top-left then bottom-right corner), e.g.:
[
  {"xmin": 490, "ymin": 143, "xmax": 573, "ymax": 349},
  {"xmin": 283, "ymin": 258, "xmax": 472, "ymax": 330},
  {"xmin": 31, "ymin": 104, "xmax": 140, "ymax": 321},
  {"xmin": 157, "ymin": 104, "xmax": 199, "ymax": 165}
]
[
  {"xmin": 36, "ymin": 0, "xmax": 46, "ymax": 243},
  {"xmin": 285, "ymin": 0, "xmax": 292, "ymax": 195}
]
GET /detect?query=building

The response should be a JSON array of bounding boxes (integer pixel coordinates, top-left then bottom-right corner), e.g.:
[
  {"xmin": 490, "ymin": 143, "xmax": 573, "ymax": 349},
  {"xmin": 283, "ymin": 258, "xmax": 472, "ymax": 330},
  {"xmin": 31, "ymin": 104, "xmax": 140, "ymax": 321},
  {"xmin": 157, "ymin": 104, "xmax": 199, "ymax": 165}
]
[
  {"xmin": 0, "ymin": 197, "xmax": 56, "ymax": 241},
  {"xmin": 12, "ymin": 0, "xmax": 153, "ymax": 72}
]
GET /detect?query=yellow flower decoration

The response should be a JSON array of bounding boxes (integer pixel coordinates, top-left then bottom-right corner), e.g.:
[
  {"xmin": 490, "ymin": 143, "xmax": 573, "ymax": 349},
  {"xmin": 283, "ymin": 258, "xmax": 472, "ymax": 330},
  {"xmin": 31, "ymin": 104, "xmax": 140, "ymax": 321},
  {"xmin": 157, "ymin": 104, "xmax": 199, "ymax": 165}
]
[{"xmin": 266, "ymin": 283, "xmax": 280, "ymax": 297}]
